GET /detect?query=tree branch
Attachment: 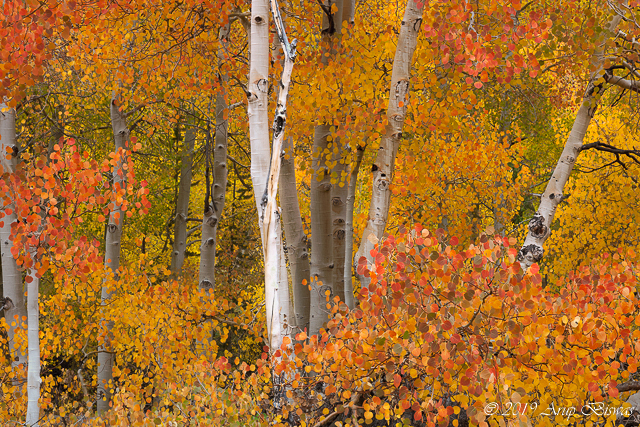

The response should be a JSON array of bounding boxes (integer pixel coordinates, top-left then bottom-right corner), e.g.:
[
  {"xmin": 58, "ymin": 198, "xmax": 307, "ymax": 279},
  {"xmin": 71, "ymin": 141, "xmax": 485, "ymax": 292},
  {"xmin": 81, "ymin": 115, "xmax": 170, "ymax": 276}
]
[
  {"xmin": 604, "ymin": 69, "xmax": 640, "ymax": 93},
  {"xmin": 312, "ymin": 392, "xmax": 362, "ymax": 427},
  {"xmin": 578, "ymin": 140, "xmax": 640, "ymax": 169},
  {"xmin": 315, "ymin": 0, "xmax": 335, "ymax": 34},
  {"xmin": 618, "ymin": 381, "xmax": 640, "ymax": 393}
]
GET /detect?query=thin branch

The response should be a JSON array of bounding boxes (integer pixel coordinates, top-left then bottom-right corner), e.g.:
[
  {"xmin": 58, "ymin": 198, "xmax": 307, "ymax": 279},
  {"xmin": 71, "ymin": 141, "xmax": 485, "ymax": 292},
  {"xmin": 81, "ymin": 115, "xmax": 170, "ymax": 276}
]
[
  {"xmin": 578, "ymin": 140, "xmax": 640, "ymax": 167},
  {"xmin": 227, "ymin": 153, "xmax": 249, "ymax": 169}
]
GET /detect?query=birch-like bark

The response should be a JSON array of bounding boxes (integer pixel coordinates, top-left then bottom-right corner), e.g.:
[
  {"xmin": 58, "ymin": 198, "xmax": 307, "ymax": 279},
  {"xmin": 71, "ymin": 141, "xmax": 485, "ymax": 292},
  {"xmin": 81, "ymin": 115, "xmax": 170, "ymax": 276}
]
[
  {"xmin": 264, "ymin": 3, "xmax": 297, "ymax": 351},
  {"xmin": 249, "ymin": 0, "xmax": 296, "ymax": 353},
  {"xmin": 344, "ymin": 144, "xmax": 365, "ymax": 309},
  {"xmin": 0, "ymin": 104, "xmax": 26, "ymax": 368},
  {"xmin": 604, "ymin": 73, "xmax": 640, "ymax": 93},
  {"xmin": 25, "ymin": 123, "xmax": 61, "ymax": 425},
  {"xmin": 517, "ymin": 11, "xmax": 624, "ymax": 271},
  {"xmin": 97, "ymin": 96, "xmax": 129, "ymax": 414},
  {"xmin": 355, "ymin": 0, "xmax": 424, "ymax": 285},
  {"xmin": 309, "ymin": 126, "xmax": 334, "ymax": 337},
  {"xmin": 171, "ymin": 124, "xmax": 195, "ymax": 274},
  {"xmin": 272, "ymin": 26, "xmax": 296, "ymax": 328},
  {"xmin": 343, "ymin": 0, "xmax": 355, "ymax": 25},
  {"xmin": 247, "ymin": 0, "xmax": 276, "ymax": 345},
  {"xmin": 25, "ymin": 257, "xmax": 40, "ymax": 427},
  {"xmin": 308, "ymin": 0, "xmax": 345, "ymax": 336},
  {"xmin": 331, "ymin": 146, "xmax": 348, "ymax": 303},
  {"xmin": 199, "ymin": 24, "xmax": 231, "ymax": 291},
  {"xmin": 279, "ymin": 137, "xmax": 310, "ymax": 332}
]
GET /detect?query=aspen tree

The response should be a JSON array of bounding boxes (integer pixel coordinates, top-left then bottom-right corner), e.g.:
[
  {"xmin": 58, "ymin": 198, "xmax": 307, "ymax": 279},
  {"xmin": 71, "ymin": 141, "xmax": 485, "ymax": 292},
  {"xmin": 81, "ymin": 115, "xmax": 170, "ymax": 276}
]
[
  {"xmin": 97, "ymin": 96, "xmax": 129, "ymax": 414},
  {"xmin": 199, "ymin": 23, "xmax": 232, "ymax": 290},
  {"xmin": 309, "ymin": 0, "xmax": 345, "ymax": 337},
  {"xmin": 518, "ymin": 6, "xmax": 626, "ymax": 271},
  {"xmin": 344, "ymin": 144, "xmax": 365, "ymax": 309},
  {"xmin": 355, "ymin": 0, "xmax": 425, "ymax": 284},
  {"xmin": 25, "ymin": 219, "xmax": 42, "ymax": 427},
  {"xmin": 171, "ymin": 123, "xmax": 195, "ymax": 274},
  {"xmin": 0, "ymin": 104, "xmax": 26, "ymax": 369},
  {"xmin": 279, "ymin": 137, "xmax": 311, "ymax": 331},
  {"xmin": 248, "ymin": 0, "xmax": 296, "ymax": 352}
]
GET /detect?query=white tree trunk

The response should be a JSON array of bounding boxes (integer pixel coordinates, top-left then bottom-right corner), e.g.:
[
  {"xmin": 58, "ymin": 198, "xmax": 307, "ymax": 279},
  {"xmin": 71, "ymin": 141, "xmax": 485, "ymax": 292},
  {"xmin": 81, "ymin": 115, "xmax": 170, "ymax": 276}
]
[
  {"xmin": 25, "ymin": 258, "xmax": 40, "ymax": 427},
  {"xmin": 279, "ymin": 137, "xmax": 311, "ymax": 332},
  {"xmin": 344, "ymin": 144, "xmax": 365, "ymax": 309},
  {"xmin": 248, "ymin": 0, "xmax": 278, "ymax": 348},
  {"xmin": 355, "ymin": 0, "xmax": 424, "ymax": 285},
  {"xmin": 309, "ymin": 126, "xmax": 334, "ymax": 337},
  {"xmin": 199, "ymin": 24, "xmax": 231, "ymax": 291},
  {"xmin": 97, "ymin": 96, "xmax": 129, "ymax": 414},
  {"xmin": 0, "ymin": 104, "xmax": 26, "ymax": 368},
  {"xmin": 171, "ymin": 124, "xmax": 195, "ymax": 274},
  {"xmin": 307, "ymin": 0, "xmax": 347, "ymax": 335},
  {"xmin": 25, "ymin": 126, "xmax": 60, "ymax": 426},
  {"xmin": 343, "ymin": 0, "xmax": 355, "ymax": 25},
  {"xmin": 331, "ymin": 144, "xmax": 348, "ymax": 304},
  {"xmin": 517, "ymin": 11, "xmax": 623, "ymax": 271},
  {"xmin": 249, "ymin": 0, "xmax": 296, "ymax": 353}
]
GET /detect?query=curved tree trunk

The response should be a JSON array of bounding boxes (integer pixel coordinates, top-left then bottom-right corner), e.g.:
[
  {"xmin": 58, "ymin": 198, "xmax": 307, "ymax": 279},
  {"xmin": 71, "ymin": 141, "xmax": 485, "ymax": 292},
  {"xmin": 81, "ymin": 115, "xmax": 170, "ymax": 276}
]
[
  {"xmin": 279, "ymin": 137, "xmax": 310, "ymax": 332},
  {"xmin": 517, "ymin": 11, "xmax": 624, "ymax": 271},
  {"xmin": 248, "ymin": 0, "xmax": 296, "ymax": 353},
  {"xmin": 0, "ymin": 104, "xmax": 26, "ymax": 369},
  {"xmin": 97, "ymin": 96, "xmax": 129, "ymax": 414},
  {"xmin": 355, "ymin": 0, "xmax": 424, "ymax": 285},
  {"xmin": 171, "ymin": 123, "xmax": 195, "ymax": 274}
]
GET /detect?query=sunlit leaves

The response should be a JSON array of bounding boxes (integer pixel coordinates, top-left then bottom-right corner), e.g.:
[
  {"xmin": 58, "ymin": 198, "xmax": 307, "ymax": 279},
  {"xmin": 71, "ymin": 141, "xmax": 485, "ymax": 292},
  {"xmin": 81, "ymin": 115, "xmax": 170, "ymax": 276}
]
[{"xmin": 270, "ymin": 225, "xmax": 640, "ymax": 426}]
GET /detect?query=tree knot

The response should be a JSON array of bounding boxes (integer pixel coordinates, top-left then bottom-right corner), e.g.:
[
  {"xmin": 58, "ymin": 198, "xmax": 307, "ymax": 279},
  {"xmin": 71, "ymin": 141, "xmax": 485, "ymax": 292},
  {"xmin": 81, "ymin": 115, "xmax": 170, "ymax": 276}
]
[{"xmin": 528, "ymin": 213, "xmax": 548, "ymax": 238}]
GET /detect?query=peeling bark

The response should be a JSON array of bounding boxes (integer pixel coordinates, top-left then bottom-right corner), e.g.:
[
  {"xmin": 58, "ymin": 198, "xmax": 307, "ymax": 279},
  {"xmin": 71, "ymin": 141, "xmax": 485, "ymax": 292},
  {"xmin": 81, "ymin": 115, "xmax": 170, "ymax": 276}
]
[
  {"xmin": 0, "ymin": 104, "xmax": 26, "ymax": 369},
  {"xmin": 249, "ymin": 0, "xmax": 296, "ymax": 353},
  {"xmin": 171, "ymin": 123, "xmax": 195, "ymax": 274},
  {"xmin": 263, "ymin": 2, "xmax": 297, "ymax": 351},
  {"xmin": 97, "ymin": 96, "xmax": 130, "ymax": 414},
  {"xmin": 517, "ymin": 11, "xmax": 624, "ymax": 271},
  {"xmin": 355, "ymin": 0, "xmax": 424, "ymax": 286},
  {"xmin": 279, "ymin": 137, "xmax": 310, "ymax": 332},
  {"xmin": 344, "ymin": 144, "xmax": 365, "ymax": 309},
  {"xmin": 248, "ymin": 0, "xmax": 277, "ymax": 346}
]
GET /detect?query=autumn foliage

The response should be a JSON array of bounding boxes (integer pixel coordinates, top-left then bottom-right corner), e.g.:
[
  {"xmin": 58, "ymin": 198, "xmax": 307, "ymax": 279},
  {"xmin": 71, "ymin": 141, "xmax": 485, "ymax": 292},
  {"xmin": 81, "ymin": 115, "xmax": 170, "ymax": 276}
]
[
  {"xmin": 266, "ymin": 226, "xmax": 640, "ymax": 427},
  {"xmin": 2, "ymin": 0, "xmax": 640, "ymax": 425}
]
